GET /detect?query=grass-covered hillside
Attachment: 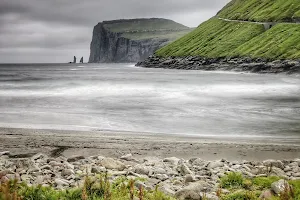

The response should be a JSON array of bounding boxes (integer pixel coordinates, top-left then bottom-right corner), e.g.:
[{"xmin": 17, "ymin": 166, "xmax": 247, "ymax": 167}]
[
  {"xmin": 103, "ymin": 18, "xmax": 192, "ymax": 41},
  {"xmin": 156, "ymin": 0, "xmax": 300, "ymax": 60},
  {"xmin": 218, "ymin": 0, "xmax": 300, "ymax": 22}
]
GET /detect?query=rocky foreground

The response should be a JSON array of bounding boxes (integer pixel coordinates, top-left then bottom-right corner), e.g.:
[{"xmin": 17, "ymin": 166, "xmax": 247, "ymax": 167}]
[
  {"xmin": 136, "ymin": 56, "xmax": 300, "ymax": 74},
  {"xmin": 1, "ymin": 151, "xmax": 300, "ymax": 199}
]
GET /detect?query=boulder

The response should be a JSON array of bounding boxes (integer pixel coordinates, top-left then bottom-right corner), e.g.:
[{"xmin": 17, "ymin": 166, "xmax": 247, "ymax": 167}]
[
  {"xmin": 120, "ymin": 154, "xmax": 137, "ymax": 162},
  {"xmin": 163, "ymin": 157, "xmax": 180, "ymax": 166},
  {"xmin": 207, "ymin": 161, "xmax": 224, "ymax": 169},
  {"xmin": 67, "ymin": 155, "xmax": 85, "ymax": 162},
  {"xmin": 61, "ymin": 169, "xmax": 75, "ymax": 177},
  {"xmin": 178, "ymin": 163, "xmax": 193, "ymax": 175},
  {"xmin": 175, "ymin": 181, "xmax": 210, "ymax": 200},
  {"xmin": 259, "ymin": 189, "xmax": 274, "ymax": 199},
  {"xmin": 134, "ymin": 165, "xmax": 151, "ymax": 176},
  {"xmin": 263, "ymin": 160, "xmax": 284, "ymax": 170},
  {"xmin": 271, "ymin": 179, "xmax": 290, "ymax": 195},
  {"xmin": 100, "ymin": 158, "xmax": 126, "ymax": 171}
]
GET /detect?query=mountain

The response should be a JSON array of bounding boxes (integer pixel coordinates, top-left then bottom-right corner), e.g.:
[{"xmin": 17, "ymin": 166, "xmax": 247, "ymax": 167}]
[
  {"xmin": 88, "ymin": 18, "xmax": 192, "ymax": 63},
  {"xmin": 137, "ymin": 0, "xmax": 300, "ymax": 73},
  {"xmin": 155, "ymin": 0, "xmax": 300, "ymax": 60}
]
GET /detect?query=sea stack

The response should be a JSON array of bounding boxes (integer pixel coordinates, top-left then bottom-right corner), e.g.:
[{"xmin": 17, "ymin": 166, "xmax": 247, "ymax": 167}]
[
  {"xmin": 73, "ymin": 56, "xmax": 77, "ymax": 63},
  {"xmin": 80, "ymin": 57, "xmax": 83, "ymax": 63}
]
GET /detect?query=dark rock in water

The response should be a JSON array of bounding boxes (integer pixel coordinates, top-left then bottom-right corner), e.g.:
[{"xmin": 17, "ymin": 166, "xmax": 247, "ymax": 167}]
[
  {"xmin": 80, "ymin": 57, "xmax": 83, "ymax": 63},
  {"xmin": 136, "ymin": 56, "xmax": 300, "ymax": 74},
  {"xmin": 73, "ymin": 56, "xmax": 77, "ymax": 64}
]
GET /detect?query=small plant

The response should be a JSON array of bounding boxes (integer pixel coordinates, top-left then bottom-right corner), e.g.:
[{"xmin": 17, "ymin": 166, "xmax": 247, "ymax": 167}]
[
  {"xmin": 220, "ymin": 172, "xmax": 244, "ymax": 189},
  {"xmin": 252, "ymin": 176, "xmax": 281, "ymax": 190}
]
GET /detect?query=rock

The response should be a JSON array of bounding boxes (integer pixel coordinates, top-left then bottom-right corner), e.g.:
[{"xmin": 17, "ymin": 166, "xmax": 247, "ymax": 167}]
[
  {"xmin": 207, "ymin": 161, "xmax": 224, "ymax": 169},
  {"xmin": 67, "ymin": 155, "xmax": 85, "ymax": 162},
  {"xmin": 134, "ymin": 180, "xmax": 151, "ymax": 191},
  {"xmin": 91, "ymin": 166, "xmax": 106, "ymax": 174},
  {"xmin": 175, "ymin": 181, "xmax": 210, "ymax": 200},
  {"xmin": 179, "ymin": 163, "xmax": 193, "ymax": 175},
  {"xmin": 155, "ymin": 174, "xmax": 168, "ymax": 181},
  {"xmin": 55, "ymin": 178, "xmax": 70, "ymax": 187},
  {"xmin": 263, "ymin": 160, "xmax": 284, "ymax": 170},
  {"xmin": 192, "ymin": 158, "xmax": 207, "ymax": 167},
  {"xmin": 120, "ymin": 154, "xmax": 137, "ymax": 162},
  {"xmin": 163, "ymin": 157, "xmax": 180, "ymax": 165},
  {"xmin": 185, "ymin": 174, "xmax": 195, "ymax": 184},
  {"xmin": 259, "ymin": 189, "xmax": 274, "ymax": 199},
  {"xmin": 0, "ymin": 151, "xmax": 10, "ymax": 156},
  {"xmin": 32, "ymin": 153, "xmax": 47, "ymax": 161},
  {"xmin": 61, "ymin": 169, "xmax": 75, "ymax": 177},
  {"xmin": 89, "ymin": 19, "xmax": 192, "ymax": 63},
  {"xmin": 134, "ymin": 165, "xmax": 151, "ymax": 176},
  {"xmin": 271, "ymin": 179, "xmax": 290, "ymax": 195},
  {"xmin": 100, "ymin": 158, "xmax": 126, "ymax": 171},
  {"xmin": 199, "ymin": 193, "xmax": 219, "ymax": 200}
]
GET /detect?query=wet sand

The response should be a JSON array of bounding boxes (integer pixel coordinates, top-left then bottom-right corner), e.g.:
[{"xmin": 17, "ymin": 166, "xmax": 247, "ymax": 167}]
[{"xmin": 1, "ymin": 127, "xmax": 300, "ymax": 161}]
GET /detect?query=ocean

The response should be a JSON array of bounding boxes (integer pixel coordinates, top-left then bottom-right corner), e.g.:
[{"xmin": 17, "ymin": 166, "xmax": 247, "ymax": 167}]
[{"xmin": 0, "ymin": 63, "xmax": 300, "ymax": 140}]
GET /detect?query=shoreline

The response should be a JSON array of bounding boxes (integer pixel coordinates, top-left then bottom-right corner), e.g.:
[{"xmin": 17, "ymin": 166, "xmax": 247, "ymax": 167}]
[
  {"xmin": 1, "ymin": 127, "xmax": 300, "ymax": 162},
  {"xmin": 136, "ymin": 56, "xmax": 300, "ymax": 74}
]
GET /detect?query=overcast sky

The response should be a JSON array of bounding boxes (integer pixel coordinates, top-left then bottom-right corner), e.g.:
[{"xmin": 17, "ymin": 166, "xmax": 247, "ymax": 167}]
[{"xmin": 0, "ymin": 0, "xmax": 230, "ymax": 63}]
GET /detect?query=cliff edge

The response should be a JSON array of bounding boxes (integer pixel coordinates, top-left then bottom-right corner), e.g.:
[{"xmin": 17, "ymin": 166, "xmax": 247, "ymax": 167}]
[{"xmin": 89, "ymin": 18, "xmax": 192, "ymax": 63}]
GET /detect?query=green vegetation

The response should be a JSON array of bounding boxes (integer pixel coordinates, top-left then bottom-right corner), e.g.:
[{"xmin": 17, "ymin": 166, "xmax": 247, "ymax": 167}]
[
  {"xmin": 252, "ymin": 177, "xmax": 281, "ymax": 190},
  {"xmin": 218, "ymin": 172, "xmax": 300, "ymax": 200},
  {"xmin": 0, "ymin": 175, "xmax": 174, "ymax": 200},
  {"xmin": 156, "ymin": 18, "xmax": 265, "ymax": 58},
  {"xmin": 217, "ymin": 0, "xmax": 300, "ymax": 22},
  {"xmin": 122, "ymin": 29, "xmax": 193, "ymax": 40},
  {"xmin": 1, "ymin": 173, "xmax": 300, "ymax": 200},
  {"xmin": 102, "ymin": 18, "xmax": 192, "ymax": 41},
  {"xmin": 220, "ymin": 172, "xmax": 245, "ymax": 189},
  {"xmin": 232, "ymin": 23, "xmax": 300, "ymax": 59},
  {"xmin": 103, "ymin": 18, "xmax": 188, "ymax": 33},
  {"xmin": 155, "ymin": 0, "xmax": 300, "ymax": 60}
]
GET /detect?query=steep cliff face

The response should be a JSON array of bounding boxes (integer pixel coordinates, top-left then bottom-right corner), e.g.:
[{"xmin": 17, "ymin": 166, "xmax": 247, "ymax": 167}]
[{"xmin": 89, "ymin": 18, "xmax": 191, "ymax": 63}]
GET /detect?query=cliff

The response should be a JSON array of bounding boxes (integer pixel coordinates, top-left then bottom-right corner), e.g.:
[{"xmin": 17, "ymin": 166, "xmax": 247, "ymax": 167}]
[
  {"xmin": 89, "ymin": 18, "xmax": 192, "ymax": 63},
  {"xmin": 137, "ymin": 0, "xmax": 300, "ymax": 73}
]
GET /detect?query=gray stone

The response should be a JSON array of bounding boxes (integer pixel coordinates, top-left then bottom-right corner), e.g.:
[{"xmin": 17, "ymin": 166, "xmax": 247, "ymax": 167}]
[
  {"xmin": 175, "ymin": 181, "xmax": 211, "ymax": 200},
  {"xmin": 155, "ymin": 174, "xmax": 168, "ymax": 181},
  {"xmin": 55, "ymin": 178, "xmax": 70, "ymax": 187},
  {"xmin": 271, "ymin": 179, "xmax": 290, "ymax": 195},
  {"xmin": 91, "ymin": 166, "xmax": 106, "ymax": 174},
  {"xmin": 0, "ymin": 151, "xmax": 10, "ymax": 156},
  {"xmin": 259, "ymin": 189, "xmax": 274, "ymax": 199},
  {"xmin": 120, "ymin": 154, "xmax": 137, "ymax": 162},
  {"xmin": 134, "ymin": 165, "xmax": 151, "ymax": 175},
  {"xmin": 185, "ymin": 174, "xmax": 195, "ymax": 184},
  {"xmin": 163, "ymin": 157, "xmax": 180, "ymax": 165},
  {"xmin": 263, "ymin": 160, "xmax": 284, "ymax": 170},
  {"xmin": 100, "ymin": 158, "xmax": 126, "ymax": 171},
  {"xmin": 207, "ymin": 161, "xmax": 224, "ymax": 169},
  {"xmin": 61, "ymin": 169, "xmax": 75, "ymax": 177},
  {"xmin": 179, "ymin": 163, "xmax": 193, "ymax": 175},
  {"xmin": 67, "ymin": 155, "xmax": 85, "ymax": 162}
]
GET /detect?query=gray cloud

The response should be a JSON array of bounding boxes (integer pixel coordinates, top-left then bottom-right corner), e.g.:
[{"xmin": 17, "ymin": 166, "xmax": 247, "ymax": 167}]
[{"xmin": 0, "ymin": 0, "xmax": 230, "ymax": 63}]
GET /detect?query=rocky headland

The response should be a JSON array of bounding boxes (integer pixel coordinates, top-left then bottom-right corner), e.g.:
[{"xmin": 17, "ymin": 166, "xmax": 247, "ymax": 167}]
[
  {"xmin": 137, "ymin": 0, "xmax": 300, "ymax": 73},
  {"xmin": 88, "ymin": 18, "xmax": 192, "ymax": 63},
  {"xmin": 136, "ymin": 56, "xmax": 300, "ymax": 74}
]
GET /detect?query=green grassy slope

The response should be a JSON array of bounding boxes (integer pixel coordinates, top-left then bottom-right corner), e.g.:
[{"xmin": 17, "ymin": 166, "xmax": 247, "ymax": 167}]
[
  {"xmin": 217, "ymin": 0, "xmax": 300, "ymax": 22},
  {"xmin": 103, "ymin": 18, "xmax": 189, "ymax": 32},
  {"xmin": 156, "ymin": 18, "xmax": 264, "ymax": 57},
  {"xmin": 233, "ymin": 24, "xmax": 300, "ymax": 59},
  {"xmin": 155, "ymin": 0, "xmax": 300, "ymax": 60}
]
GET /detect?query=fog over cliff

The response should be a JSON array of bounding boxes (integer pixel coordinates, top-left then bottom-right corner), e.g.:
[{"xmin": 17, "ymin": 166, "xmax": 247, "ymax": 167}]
[{"xmin": 0, "ymin": 0, "xmax": 229, "ymax": 63}]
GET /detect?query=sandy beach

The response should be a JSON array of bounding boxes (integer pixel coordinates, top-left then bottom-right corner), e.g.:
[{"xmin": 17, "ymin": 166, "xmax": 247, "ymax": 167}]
[{"xmin": 1, "ymin": 127, "xmax": 300, "ymax": 162}]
